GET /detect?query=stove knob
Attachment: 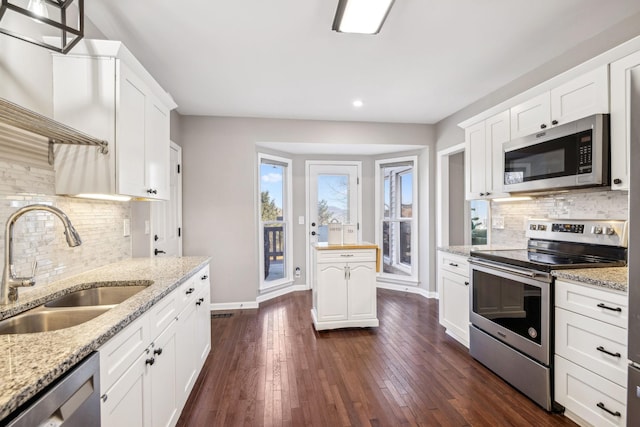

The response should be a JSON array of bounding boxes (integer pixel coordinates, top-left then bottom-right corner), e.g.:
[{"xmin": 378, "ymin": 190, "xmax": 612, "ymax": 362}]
[
  {"xmin": 591, "ymin": 226, "xmax": 603, "ymax": 235},
  {"xmin": 603, "ymin": 226, "xmax": 615, "ymax": 235}
]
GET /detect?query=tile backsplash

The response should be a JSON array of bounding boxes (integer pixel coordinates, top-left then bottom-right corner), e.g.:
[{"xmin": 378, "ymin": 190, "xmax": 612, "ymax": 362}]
[
  {"xmin": 0, "ymin": 154, "xmax": 131, "ymax": 289},
  {"xmin": 490, "ymin": 189, "xmax": 629, "ymax": 246}
]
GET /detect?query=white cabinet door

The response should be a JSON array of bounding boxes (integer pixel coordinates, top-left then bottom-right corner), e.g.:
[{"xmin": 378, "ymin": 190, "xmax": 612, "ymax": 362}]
[
  {"xmin": 117, "ymin": 63, "xmax": 148, "ymax": 198},
  {"xmin": 485, "ymin": 110, "xmax": 510, "ymax": 197},
  {"xmin": 510, "ymin": 92, "xmax": 551, "ymax": 139},
  {"xmin": 610, "ymin": 51, "xmax": 640, "ymax": 191},
  {"xmin": 439, "ymin": 269, "xmax": 470, "ymax": 347},
  {"xmin": 195, "ymin": 282, "xmax": 212, "ymax": 367},
  {"xmin": 149, "ymin": 319, "xmax": 179, "ymax": 427},
  {"xmin": 550, "ymin": 66, "xmax": 609, "ymax": 126},
  {"xmin": 175, "ymin": 300, "xmax": 197, "ymax": 409},
  {"xmin": 101, "ymin": 351, "xmax": 151, "ymax": 427},
  {"xmin": 465, "ymin": 121, "xmax": 487, "ymax": 200},
  {"xmin": 347, "ymin": 262, "xmax": 376, "ymax": 320},
  {"xmin": 146, "ymin": 99, "xmax": 171, "ymax": 200},
  {"xmin": 316, "ymin": 264, "xmax": 349, "ymax": 321}
]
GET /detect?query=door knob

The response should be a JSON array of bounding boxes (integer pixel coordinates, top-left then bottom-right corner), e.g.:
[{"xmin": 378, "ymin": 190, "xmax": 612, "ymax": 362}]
[
  {"xmin": 311, "ymin": 231, "xmax": 316, "ymax": 236},
  {"xmin": 311, "ymin": 222, "xmax": 316, "ymax": 227},
  {"xmin": 154, "ymin": 248, "xmax": 166, "ymax": 256}
]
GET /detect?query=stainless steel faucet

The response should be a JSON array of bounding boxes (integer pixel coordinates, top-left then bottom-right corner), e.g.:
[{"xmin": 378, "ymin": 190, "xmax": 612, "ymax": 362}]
[{"xmin": 2, "ymin": 204, "xmax": 82, "ymax": 304}]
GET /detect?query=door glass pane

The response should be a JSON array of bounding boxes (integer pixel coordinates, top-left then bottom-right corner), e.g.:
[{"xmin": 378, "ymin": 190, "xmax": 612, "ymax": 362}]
[
  {"xmin": 260, "ymin": 161, "xmax": 285, "ymax": 283},
  {"xmin": 400, "ymin": 222, "xmax": 411, "ymax": 265},
  {"xmin": 317, "ymin": 174, "xmax": 349, "ymax": 242},
  {"xmin": 384, "ymin": 177, "xmax": 390, "ymax": 218}
]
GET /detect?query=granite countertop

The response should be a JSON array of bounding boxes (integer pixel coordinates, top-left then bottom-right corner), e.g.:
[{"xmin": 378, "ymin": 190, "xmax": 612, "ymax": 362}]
[
  {"xmin": 0, "ymin": 256, "xmax": 210, "ymax": 422},
  {"xmin": 437, "ymin": 244, "xmax": 526, "ymax": 257},
  {"xmin": 552, "ymin": 267, "xmax": 628, "ymax": 293}
]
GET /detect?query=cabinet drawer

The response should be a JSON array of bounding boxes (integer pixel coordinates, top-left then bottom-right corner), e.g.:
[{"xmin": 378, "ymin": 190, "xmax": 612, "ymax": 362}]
[
  {"xmin": 555, "ymin": 307, "xmax": 627, "ymax": 386},
  {"xmin": 147, "ymin": 287, "xmax": 179, "ymax": 340},
  {"xmin": 99, "ymin": 313, "xmax": 148, "ymax": 392},
  {"xmin": 439, "ymin": 252, "xmax": 469, "ymax": 277},
  {"xmin": 316, "ymin": 249, "xmax": 376, "ymax": 263},
  {"xmin": 555, "ymin": 356, "xmax": 626, "ymax": 427},
  {"xmin": 176, "ymin": 276, "xmax": 197, "ymax": 313},
  {"xmin": 555, "ymin": 280, "xmax": 627, "ymax": 328}
]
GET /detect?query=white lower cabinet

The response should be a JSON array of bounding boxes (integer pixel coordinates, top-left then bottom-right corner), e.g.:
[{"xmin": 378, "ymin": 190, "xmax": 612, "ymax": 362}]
[
  {"xmin": 311, "ymin": 246, "xmax": 379, "ymax": 330},
  {"xmin": 437, "ymin": 251, "xmax": 470, "ymax": 347},
  {"xmin": 554, "ymin": 279, "xmax": 627, "ymax": 426},
  {"xmin": 100, "ymin": 265, "xmax": 211, "ymax": 427}
]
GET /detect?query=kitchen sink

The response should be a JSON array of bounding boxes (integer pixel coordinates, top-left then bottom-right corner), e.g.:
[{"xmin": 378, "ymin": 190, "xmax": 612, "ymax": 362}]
[
  {"xmin": 44, "ymin": 284, "xmax": 149, "ymax": 308},
  {"xmin": 0, "ymin": 306, "xmax": 111, "ymax": 335}
]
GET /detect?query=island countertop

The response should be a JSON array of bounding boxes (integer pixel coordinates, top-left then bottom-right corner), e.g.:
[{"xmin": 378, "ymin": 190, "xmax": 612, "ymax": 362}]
[{"xmin": 0, "ymin": 256, "xmax": 210, "ymax": 422}]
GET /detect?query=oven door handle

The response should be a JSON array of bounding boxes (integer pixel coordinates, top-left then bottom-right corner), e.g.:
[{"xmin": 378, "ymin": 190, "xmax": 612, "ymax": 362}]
[{"xmin": 470, "ymin": 259, "xmax": 550, "ymax": 280}]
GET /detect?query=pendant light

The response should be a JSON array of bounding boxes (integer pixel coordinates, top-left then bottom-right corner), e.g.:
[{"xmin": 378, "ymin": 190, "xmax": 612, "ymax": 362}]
[{"xmin": 0, "ymin": 0, "xmax": 84, "ymax": 53}]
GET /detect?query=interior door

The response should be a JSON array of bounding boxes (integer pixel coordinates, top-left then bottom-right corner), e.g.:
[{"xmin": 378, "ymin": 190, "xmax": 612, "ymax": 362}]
[{"xmin": 152, "ymin": 143, "xmax": 182, "ymax": 257}]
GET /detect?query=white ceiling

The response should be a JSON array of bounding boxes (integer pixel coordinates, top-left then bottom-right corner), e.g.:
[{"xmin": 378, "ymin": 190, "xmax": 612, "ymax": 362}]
[{"xmin": 86, "ymin": 0, "xmax": 640, "ymax": 124}]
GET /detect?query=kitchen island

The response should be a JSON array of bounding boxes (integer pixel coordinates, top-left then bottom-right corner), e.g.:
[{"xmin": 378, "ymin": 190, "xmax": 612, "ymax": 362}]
[
  {"xmin": 0, "ymin": 256, "xmax": 210, "ymax": 423},
  {"xmin": 311, "ymin": 242, "xmax": 379, "ymax": 331}
]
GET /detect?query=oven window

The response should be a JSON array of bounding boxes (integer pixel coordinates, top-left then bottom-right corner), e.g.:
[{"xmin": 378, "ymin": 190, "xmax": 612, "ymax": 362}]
[{"xmin": 472, "ymin": 270, "xmax": 542, "ymax": 345}]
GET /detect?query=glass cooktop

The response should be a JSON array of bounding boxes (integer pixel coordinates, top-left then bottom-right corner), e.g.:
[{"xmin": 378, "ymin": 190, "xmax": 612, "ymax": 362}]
[{"xmin": 469, "ymin": 248, "xmax": 626, "ymax": 272}]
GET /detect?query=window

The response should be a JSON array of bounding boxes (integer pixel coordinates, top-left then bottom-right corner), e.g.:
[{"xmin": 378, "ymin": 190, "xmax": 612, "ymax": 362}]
[
  {"xmin": 258, "ymin": 153, "xmax": 292, "ymax": 290},
  {"xmin": 376, "ymin": 156, "xmax": 418, "ymax": 282}
]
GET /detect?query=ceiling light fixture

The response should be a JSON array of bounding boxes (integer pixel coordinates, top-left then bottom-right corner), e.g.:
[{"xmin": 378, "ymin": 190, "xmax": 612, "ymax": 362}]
[
  {"xmin": 0, "ymin": 0, "xmax": 84, "ymax": 53},
  {"xmin": 332, "ymin": 0, "xmax": 395, "ymax": 35}
]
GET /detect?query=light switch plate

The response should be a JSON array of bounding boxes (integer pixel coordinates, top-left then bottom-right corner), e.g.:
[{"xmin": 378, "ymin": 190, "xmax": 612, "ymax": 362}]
[
  {"xmin": 492, "ymin": 216, "xmax": 505, "ymax": 229},
  {"xmin": 298, "ymin": 216, "xmax": 305, "ymax": 225}
]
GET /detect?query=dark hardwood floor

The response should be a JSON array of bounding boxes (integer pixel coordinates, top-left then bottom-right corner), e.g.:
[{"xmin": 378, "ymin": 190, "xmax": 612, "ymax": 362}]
[{"xmin": 177, "ymin": 289, "xmax": 577, "ymax": 426}]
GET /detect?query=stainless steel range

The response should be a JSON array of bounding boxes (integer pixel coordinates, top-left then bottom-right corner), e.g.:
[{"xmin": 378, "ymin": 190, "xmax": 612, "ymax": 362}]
[{"xmin": 469, "ymin": 219, "xmax": 628, "ymax": 411}]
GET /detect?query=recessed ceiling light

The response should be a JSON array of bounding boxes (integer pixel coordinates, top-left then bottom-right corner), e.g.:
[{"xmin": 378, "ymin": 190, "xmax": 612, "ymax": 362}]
[{"xmin": 353, "ymin": 99, "xmax": 364, "ymax": 108}]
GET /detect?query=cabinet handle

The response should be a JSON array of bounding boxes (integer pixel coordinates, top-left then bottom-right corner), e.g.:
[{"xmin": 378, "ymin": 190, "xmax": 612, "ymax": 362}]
[
  {"xmin": 145, "ymin": 357, "xmax": 155, "ymax": 366},
  {"xmin": 597, "ymin": 303, "xmax": 622, "ymax": 312},
  {"xmin": 153, "ymin": 348, "xmax": 163, "ymax": 356},
  {"xmin": 186, "ymin": 287, "xmax": 195, "ymax": 295},
  {"xmin": 597, "ymin": 402, "xmax": 621, "ymax": 417},
  {"xmin": 101, "ymin": 394, "xmax": 108, "ymax": 403},
  {"xmin": 479, "ymin": 192, "xmax": 485, "ymax": 197},
  {"xmin": 196, "ymin": 300, "xmax": 202, "ymax": 306},
  {"xmin": 596, "ymin": 346, "xmax": 621, "ymax": 358},
  {"xmin": 551, "ymin": 119, "xmax": 558, "ymax": 125},
  {"xmin": 340, "ymin": 254, "xmax": 354, "ymax": 257},
  {"xmin": 146, "ymin": 188, "xmax": 158, "ymax": 195},
  {"xmin": 540, "ymin": 123, "xmax": 547, "ymax": 129},
  {"xmin": 198, "ymin": 297, "xmax": 205, "ymax": 303},
  {"xmin": 201, "ymin": 275, "xmax": 208, "ymax": 280},
  {"xmin": 613, "ymin": 178, "xmax": 622, "ymax": 185},
  {"xmin": 449, "ymin": 262, "xmax": 459, "ymax": 267},
  {"xmin": 464, "ymin": 281, "xmax": 469, "ymax": 286},
  {"xmin": 347, "ymin": 266, "xmax": 351, "ymax": 281}
]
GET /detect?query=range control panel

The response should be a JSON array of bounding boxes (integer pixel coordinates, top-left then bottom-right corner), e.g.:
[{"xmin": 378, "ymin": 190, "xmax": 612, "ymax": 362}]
[{"xmin": 526, "ymin": 219, "xmax": 628, "ymax": 247}]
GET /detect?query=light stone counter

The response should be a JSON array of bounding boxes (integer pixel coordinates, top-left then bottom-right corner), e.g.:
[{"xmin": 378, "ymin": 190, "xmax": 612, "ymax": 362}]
[
  {"xmin": 0, "ymin": 256, "xmax": 210, "ymax": 422},
  {"xmin": 437, "ymin": 244, "xmax": 526, "ymax": 258},
  {"xmin": 552, "ymin": 267, "xmax": 628, "ymax": 293}
]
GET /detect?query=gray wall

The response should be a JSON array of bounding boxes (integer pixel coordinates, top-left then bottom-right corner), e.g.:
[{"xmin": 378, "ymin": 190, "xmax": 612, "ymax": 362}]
[
  {"xmin": 179, "ymin": 116, "xmax": 434, "ymax": 304},
  {"xmin": 448, "ymin": 151, "xmax": 465, "ymax": 246},
  {"xmin": 435, "ymin": 11, "xmax": 640, "ymax": 152}
]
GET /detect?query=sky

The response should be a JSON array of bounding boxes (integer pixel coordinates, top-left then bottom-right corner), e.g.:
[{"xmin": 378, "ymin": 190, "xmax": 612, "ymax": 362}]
[{"xmin": 260, "ymin": 163, "xmax": 283, "ymax": 209}]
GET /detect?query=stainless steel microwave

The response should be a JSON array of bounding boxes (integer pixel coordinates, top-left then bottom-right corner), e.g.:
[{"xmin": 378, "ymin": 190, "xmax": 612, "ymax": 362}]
[{"xmin": 503, "ymin": 114, "xmax": 609, "ymax": 193}]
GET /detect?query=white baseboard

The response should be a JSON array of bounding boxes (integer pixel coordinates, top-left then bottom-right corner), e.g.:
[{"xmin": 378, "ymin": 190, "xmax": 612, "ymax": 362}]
[
  {"xmin": 209, "ymin": 301, "xmax": 259, "ymax": 311},
  {"xmin": 376, "ymin": 281, "xmax": 437, "ymax": 299},
  {"xmin": 256, "ymin": 284, "xmax": 309, "ymax": 303}
]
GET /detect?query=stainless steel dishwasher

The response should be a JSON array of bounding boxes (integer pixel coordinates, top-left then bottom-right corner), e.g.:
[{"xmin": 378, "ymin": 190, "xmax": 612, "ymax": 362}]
[{"xmin": 4, "ymin": 352, "xmax": 100, "ymax": 427}]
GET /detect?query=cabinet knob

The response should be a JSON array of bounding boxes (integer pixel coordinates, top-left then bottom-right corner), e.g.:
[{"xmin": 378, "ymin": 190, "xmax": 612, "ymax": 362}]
[
  {"xmin": 464, "ymin": 281, "xmax": 469, "ymax": 286},
  {"xmin": 186, "ymin": 287, "xmax": 195, "ymax": 295},
  {"xmin": 540, "ymin": 124, "xmax": 547, "ymax": 129},
  {"xmin": 153, "ymin": 348, "xmax": 163, "ymax": 356},
  {"xmin": 196, "ymin": 300, "xmax": 202, "ymax": 306},
  {"xmin": 101, "ymin": 394, "xmax": 108, "ymax": 403},
  {"xmin": 551, "ymin": 119, "xmax": 558, "ymax": 125},
  {"xmin": 201, "ymin": 275, "xmax": 208, "ymax": 280},
  {"xmin": 479, "ymin": 192, "xmax": 485, "ymax": 197},
  {"xmin": 145, "ymin": 357, "xmax": 155, "ymax": 366},
  {"xmin": 485, "ymin": 192, "xmax": 490, "ymax": 196},
  {"xmin": 146, "ymin": 188, "xmax": 158, "ymax": 195},
  {"xmin": 613, "ymin": 178, "xmax": 622, "ymax": 185},
  {"xmin": 198, "ymin": 297, "xmax": 205, "ymax": 303}
]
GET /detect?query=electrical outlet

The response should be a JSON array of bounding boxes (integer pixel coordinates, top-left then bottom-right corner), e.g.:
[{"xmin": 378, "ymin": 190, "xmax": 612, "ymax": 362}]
[
  {"xmin": 295, "ymin": 267, "xmax": 301, "ymax": 278},
  {"xmin": 492, "ymin": 216, "xmax": 505, "ymax": 229}
]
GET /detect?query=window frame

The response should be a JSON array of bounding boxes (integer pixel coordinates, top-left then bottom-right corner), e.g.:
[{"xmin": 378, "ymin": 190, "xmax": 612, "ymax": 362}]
[
  {"xmin": 258, "ymin": 153, "xmax": 293, "ymax": 291},
  {"xmin": 375, "ymin": 155, "xmax": 419, "ymax": 284}
]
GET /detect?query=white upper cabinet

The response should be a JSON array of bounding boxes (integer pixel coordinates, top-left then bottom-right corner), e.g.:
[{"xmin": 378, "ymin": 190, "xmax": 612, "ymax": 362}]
[
  {"xmin": 610, "ymin": 50, "xmax": 640, "ymax": 191},
  {"xmin": 510, "ymin": 66, "xmax": 609, "ymax": 139},
  {"xmin": 51, "ymin": 39, "xmax": 176, "ymax": 200},
  {"xmin": 465, "ymin": 110, "xmax": 510, "ymax": 200}
]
